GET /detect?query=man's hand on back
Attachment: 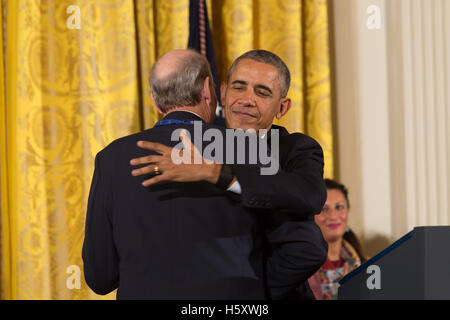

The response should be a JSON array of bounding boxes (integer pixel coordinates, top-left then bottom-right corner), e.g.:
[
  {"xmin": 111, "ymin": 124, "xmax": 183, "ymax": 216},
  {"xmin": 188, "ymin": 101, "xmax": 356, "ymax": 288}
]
[{"xmin": 130, "ymin": 129, "xmax": 222, "ymax": 187}]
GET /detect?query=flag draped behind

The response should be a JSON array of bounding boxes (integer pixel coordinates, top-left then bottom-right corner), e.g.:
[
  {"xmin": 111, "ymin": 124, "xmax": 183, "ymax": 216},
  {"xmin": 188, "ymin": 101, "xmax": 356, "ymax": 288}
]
[
  {"xmin": 0, "ymin": 0, "xmax": 333, "ymax": 299},
  {"xmin": 188, "ymin": 0, "xmax": 224, "ymax": 124}
]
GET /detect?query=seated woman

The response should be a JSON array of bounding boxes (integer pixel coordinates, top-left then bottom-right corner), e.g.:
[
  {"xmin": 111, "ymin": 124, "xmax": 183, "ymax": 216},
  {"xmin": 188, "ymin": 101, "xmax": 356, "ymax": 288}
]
[{"xmin": 308, "ymin": 179, "xmax": 368, "ymax": 300}]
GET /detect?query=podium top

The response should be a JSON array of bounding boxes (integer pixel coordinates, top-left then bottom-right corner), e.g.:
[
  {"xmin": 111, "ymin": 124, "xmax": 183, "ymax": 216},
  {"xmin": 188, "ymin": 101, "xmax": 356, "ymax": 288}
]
[{"xmin": 338, "ymin": 229, "xmax": 414, "ymax": 285}]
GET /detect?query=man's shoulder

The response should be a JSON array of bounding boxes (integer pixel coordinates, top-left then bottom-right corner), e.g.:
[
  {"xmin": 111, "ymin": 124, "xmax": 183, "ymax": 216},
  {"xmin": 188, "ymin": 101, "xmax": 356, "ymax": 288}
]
[
  {"xmin": 96, "ymin": 128, "xmax": 154, "ymax": 159},
  {"xmin": 271, "ymin": 125, "xmax": 321, "ymax": 149},
  {"xmin": 96, "ymin": 122, "xmax": 225, "ymax": 158}
]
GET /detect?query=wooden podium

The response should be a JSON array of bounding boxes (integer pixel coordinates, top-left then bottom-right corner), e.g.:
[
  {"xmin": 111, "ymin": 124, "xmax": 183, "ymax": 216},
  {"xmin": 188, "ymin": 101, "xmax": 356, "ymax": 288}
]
[{"xmin": 338, "ymin": 226, "xmax": 450, "ymax": 300}]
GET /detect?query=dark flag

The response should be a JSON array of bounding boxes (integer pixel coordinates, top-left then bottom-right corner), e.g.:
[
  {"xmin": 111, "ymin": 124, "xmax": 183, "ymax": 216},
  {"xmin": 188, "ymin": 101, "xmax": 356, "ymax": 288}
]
[{"xmin": 188, "ymin": 0, "xmax": 225, "ymax": 126}]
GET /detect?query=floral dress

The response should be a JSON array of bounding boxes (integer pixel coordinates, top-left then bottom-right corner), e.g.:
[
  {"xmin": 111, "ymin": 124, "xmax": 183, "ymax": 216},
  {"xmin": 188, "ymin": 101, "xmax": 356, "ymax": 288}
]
[{"xmin": 308, "ymin": 240, "xmax": 361, "ymax": 300}]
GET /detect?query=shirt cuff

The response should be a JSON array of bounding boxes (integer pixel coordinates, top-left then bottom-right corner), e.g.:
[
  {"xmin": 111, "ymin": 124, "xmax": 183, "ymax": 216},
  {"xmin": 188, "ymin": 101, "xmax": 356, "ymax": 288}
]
[{"xmin": 227, "ymin": 180, "xmax": 242, "ymax": 194}]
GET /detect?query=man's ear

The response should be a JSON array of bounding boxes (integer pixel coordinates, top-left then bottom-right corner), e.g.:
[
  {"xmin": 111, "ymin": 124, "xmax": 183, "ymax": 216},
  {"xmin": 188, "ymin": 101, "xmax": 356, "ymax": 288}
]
[
  {"xmin": 151, "ymin": 93, "xmax": 163, "ymax": 114},
  {"xmin": 220, "ymin": 82, "xmax": 227, "ymax": 105},
  {"xmin": 276, "ymin": 98, "xmax": 292, "ymax": 119},
  {"xmin": 202, "ymin": 77, "xmax": 212, "ymax": 103}
]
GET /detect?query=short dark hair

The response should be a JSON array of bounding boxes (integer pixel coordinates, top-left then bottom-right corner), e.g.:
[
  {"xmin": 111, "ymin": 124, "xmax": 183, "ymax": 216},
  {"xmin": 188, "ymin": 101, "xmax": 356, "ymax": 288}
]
[
  {"xmin": 226, "ymin": 49, "xmax": 291, "ymax": 97},
  {"xmin": 149, "ymin": 50, "xmax": 213, "ymax": 113}
]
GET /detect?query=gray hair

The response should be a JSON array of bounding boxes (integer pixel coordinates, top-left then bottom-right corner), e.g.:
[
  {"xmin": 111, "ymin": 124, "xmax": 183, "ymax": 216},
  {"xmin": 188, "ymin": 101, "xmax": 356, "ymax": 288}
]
[
  {"xmin": 227, "ymin": 49, "xmax": 291, "ymax": 97},
  {"xmin": 149, "ymin": 50, "xmax": 213, "ymax": 113}
]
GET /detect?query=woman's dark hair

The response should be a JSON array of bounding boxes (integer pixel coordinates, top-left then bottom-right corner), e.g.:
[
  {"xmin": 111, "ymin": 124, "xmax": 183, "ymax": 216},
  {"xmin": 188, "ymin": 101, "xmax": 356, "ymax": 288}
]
[
  {"xmin": 344, "ymin": 228, "xmax": 368, "ymax": 263},
  {"xmin": 325, "ymin": 178, "xmax": 350, "ymax": 208},
  {"xmin": 324, "ymin": 179, "xmax": 368, "ymax": 263}
]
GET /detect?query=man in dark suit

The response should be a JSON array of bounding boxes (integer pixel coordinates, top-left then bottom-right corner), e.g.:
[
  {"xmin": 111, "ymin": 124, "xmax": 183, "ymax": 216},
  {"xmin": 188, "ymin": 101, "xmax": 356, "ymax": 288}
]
[
  {"xmin": 82, "ymin": 49, "xmax": 326, "ymax": 299},
  {"xmin": 129, "ymin": 50, "xmax": 328, "ymax": 299}
]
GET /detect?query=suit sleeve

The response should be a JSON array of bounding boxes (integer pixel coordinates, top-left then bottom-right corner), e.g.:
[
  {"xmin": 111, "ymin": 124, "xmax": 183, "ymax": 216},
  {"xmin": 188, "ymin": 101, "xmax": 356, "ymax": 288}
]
[
  {"xmin": 264, "ymin": 215, "xmax": 328, "ymax": 300},
  {"xmin": 82, "ymin": 152, "xmax": 119, "ymax": 295},
  {"xmin": 232, "ymin": 133, "xmax": 327, "ymax": 216}
]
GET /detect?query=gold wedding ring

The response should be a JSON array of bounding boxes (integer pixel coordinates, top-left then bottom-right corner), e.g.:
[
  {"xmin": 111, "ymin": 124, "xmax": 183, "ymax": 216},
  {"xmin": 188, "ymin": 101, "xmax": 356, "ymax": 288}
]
[{"xmin": 153, "ymin": 166, "xmax": 160, "ymax": 175}]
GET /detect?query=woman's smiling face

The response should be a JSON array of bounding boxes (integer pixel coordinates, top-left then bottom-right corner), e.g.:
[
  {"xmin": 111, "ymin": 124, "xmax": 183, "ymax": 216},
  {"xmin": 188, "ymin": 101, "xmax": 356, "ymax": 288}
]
[{"xmin": 314, "ymin": 188, "xmax": 350, "ymax": 243}]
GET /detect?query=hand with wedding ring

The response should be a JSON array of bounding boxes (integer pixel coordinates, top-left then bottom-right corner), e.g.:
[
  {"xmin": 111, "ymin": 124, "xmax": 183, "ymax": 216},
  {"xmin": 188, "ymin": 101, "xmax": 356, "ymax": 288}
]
[{"xmin": 130, "ymin": 129, "xmax": 221, "ymax": 187}]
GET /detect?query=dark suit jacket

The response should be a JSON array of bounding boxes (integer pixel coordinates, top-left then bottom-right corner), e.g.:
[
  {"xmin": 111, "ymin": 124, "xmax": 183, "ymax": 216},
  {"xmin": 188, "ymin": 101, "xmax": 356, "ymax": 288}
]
[
  {"xmin": 82, "ymin": 111, "xmax": 326, "ymax": 299},
  {"xmin": 231, "ymin": 125, "xmax": 328, "ymax": 299}
]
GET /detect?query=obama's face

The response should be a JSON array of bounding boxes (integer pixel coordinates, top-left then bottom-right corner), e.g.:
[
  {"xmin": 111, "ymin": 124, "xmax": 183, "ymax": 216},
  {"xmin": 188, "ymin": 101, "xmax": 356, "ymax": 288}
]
[{"xmin": 221, "ymin": 59, "xmax": 291, "ymax": 132}]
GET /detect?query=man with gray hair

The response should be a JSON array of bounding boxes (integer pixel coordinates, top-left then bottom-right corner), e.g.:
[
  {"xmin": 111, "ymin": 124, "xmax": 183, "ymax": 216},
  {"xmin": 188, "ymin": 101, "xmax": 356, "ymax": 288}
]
[{"xmin": 83, "ymin": 49, "xmax": 257, "ymax": 299}]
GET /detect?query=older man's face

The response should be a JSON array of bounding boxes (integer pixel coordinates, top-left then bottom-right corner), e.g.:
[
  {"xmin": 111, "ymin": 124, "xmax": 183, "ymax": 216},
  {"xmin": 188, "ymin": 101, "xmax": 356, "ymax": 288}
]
[{"xmin": 221, "ymin": 59, "xmax": 290, "ymax": 132}]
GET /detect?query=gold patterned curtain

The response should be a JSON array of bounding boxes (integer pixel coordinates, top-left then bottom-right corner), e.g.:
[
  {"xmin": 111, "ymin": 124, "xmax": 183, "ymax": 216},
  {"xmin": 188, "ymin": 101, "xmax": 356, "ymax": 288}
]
[
  {"xmin": 0, "ymin": 0, "xmax": 333, "ymax": 299},
  {"xmin": 208, "ymin": 0, "xmax": 333, "ymax": 177}
]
